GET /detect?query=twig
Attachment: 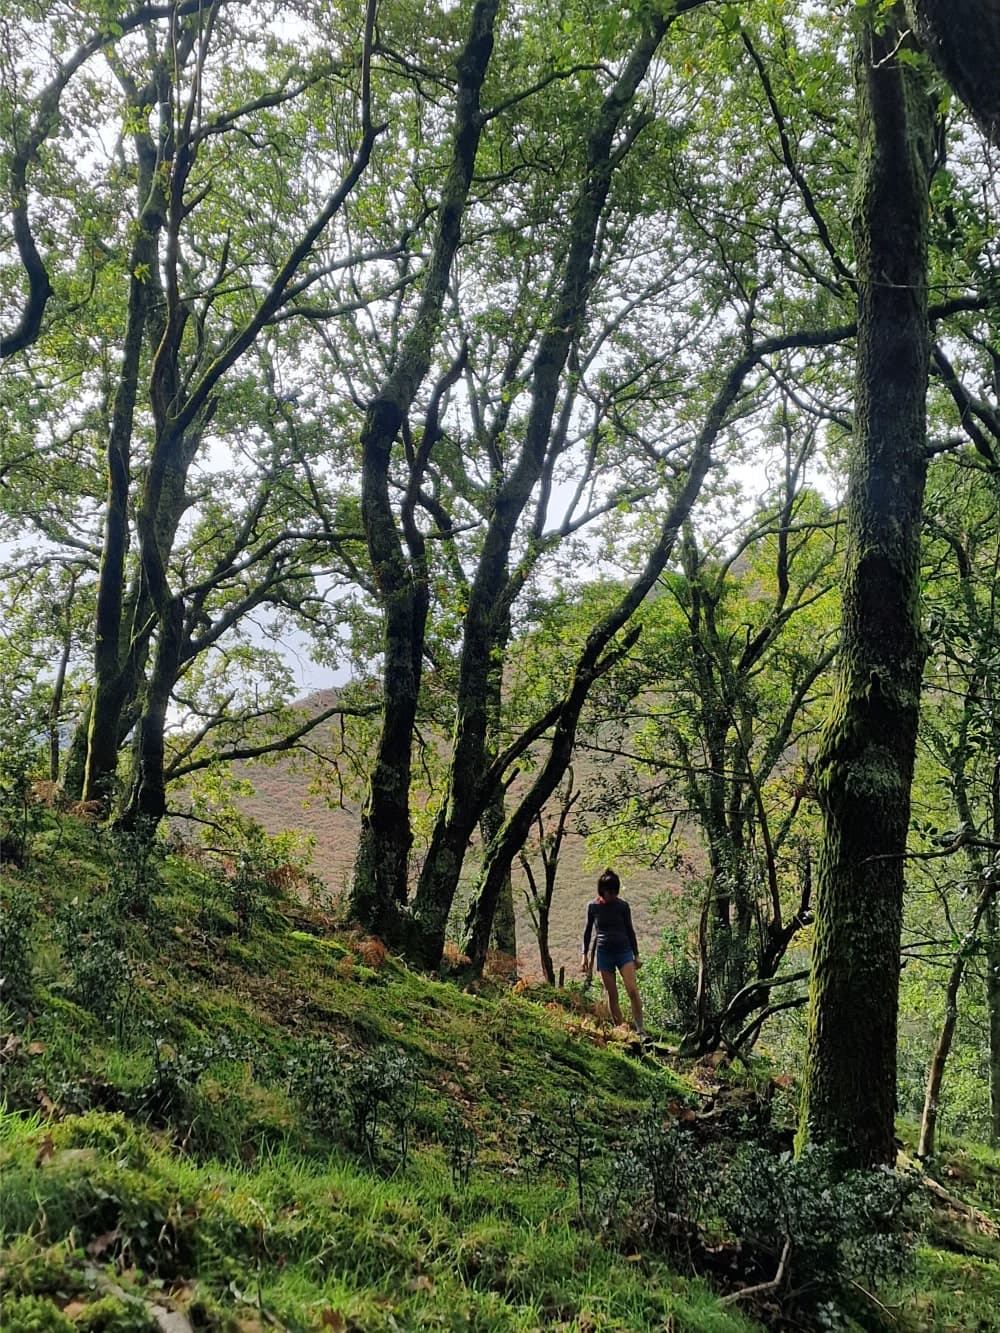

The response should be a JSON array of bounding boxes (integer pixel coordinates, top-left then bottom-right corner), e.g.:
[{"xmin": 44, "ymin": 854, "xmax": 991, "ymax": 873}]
[
  {"xmin": 847, "ymin": 1278, "xmax": 898, "ymax": 1323},
  {"xmin": 720, "ymin": 1234, "xmax": 792, "ymax": 1305}
]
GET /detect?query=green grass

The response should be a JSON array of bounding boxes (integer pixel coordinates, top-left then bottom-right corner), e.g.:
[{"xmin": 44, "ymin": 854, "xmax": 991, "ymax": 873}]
[
  {"xmin": 2, "ymin": 812, "xmax": 1000, "ymax": 1332},
  {"xmin": 0, "ymin": 1108, "xmax": 757, "ymax": 1333}
]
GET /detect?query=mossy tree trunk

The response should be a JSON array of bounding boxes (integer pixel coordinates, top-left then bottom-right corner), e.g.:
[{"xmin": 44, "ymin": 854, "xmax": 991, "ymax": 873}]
[
  {"xmin": 482, "ymin": 790, "xmax": 516, "ymax": 957},
  {"xmin": 120, "ymin": 595, "xmax": 184, "ymax": 827},
  {"xmin": 82, "ymin": 97, "xmax": 166, "ymax": 808},
  {"xmin": 798, "ymin": 11, "xmax": 936, "ymax": 1170},
  {"xmin": 986, "ymin": 754, "xmax": 1000, "ymax": 1147},
  {"xmin": 987, "ymin": 896, "xmax": 1000, "ymax": 1146},
  {"xmin": 905, "ymin": 0, "xmax": 1000, "ymax": 147},
  {"xmin": 349, "ymin": 0, "xmax": 499, "ymax": 942}
]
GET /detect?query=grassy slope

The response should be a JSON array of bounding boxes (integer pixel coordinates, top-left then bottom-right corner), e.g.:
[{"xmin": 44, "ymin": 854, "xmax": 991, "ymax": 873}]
[{"xmin": 2, "ymin": 817, "xmax": 1000, "ymax": 1333}]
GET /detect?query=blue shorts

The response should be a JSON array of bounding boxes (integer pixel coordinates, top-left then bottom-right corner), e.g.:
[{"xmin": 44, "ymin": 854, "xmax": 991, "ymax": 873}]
[{"xmin": 596, "ymin": 945, "xmax": 635, "ymax": 974}]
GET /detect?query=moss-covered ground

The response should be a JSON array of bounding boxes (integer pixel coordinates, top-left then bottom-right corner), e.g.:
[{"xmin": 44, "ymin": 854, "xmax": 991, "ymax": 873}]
[{"xmin": 2, "ymin": 817, "xmax": 999, "ymax": 1332}]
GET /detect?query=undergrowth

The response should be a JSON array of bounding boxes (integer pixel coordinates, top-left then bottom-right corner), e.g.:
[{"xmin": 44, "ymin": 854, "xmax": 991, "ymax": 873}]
[{"xmin": 1, "ymin": 812, "xmax": 998, "ymax": 1332}]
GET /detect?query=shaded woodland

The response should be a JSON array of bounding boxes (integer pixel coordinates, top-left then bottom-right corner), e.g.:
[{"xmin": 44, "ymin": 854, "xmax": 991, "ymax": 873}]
[{"xmin": 4, "ymin": 0, "xmax": 1000, "ymax": 1174}]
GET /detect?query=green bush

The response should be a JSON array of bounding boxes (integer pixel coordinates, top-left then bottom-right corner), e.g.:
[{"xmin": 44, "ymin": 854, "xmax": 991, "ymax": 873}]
[
  {"xmin": 715, "ymin": 1144, "xmax": 925, "ymax": 1327},
  {"xmin": 53, "ymin": 901, "xmax": 136, "ymax": 1032},
  {"xmin": 0, "ymin": 733, "xmax": 41, "ymax": 869},
  {"xmin": 1, "ymin": 882, "xmax": 36, "ymax": 1011},
  {"xmin": 103, "ymin": 824, "xmax": 163, "ymax": 920},
  {"xmin": 601, "ymin": 1107, "xmax": 708, "ymax": 1257},
  {"xmin": 0, "ymin": 1295, "xmax": 75, "ymax": 1333},
  {"xmin": 290, "ymin": 1040, "xmax": 420, "ymax": 1165},
  {"xmin": 643, "ymin": 930, "xmax": 700, "ymax": 1032}
]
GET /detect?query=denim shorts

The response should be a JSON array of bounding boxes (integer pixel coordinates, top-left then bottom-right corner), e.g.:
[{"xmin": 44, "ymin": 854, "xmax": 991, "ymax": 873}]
[{"xmin": 596, "ymin": 945, "xmax": 635, "ymax": 974}]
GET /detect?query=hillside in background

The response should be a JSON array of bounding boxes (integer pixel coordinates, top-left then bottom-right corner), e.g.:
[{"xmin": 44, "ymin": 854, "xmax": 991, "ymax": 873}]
[{"xmin": 230, "ymin": 693, "xmax": 688, "ymax": 978}]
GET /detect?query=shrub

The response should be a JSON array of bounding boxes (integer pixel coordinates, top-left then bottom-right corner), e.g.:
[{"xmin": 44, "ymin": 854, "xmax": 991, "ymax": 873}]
[
  {"xmin": 0, "ymin": 1295, "xmax": 75, "ymax": 1333},
  {"xmin": 642, "ymin": 931, "xmax": 700, "ymax": 1032},
  {"xmin": 0, "ymin": 883, "xmax": 36, "ymax": 1012},
  {"xmin": 53, "ymin": 900, "xmax": 137, "ymax": 1034},
  {"xmin": 290, "ymin": 1040, "xmax": 420, "ymax": 1166},
  {"xmin": 0, "ymin": 734, "xmax": 42, "ymax": 869},
  {"xmin": 103, "ymin": 824, "xmax": 163, "ymax": 919},
  {"xmin": 128, "ymin": 1032, "xmax": 249, "ymax": 1145},
  {"xmin": 713, "ymin": 1144, "xmax": 925, "ymax": 1327},
  {"xmin": 442, "ymin": 1106, "xmax": 478, "ymax": 1189},
  {"xmin": 230, "ymin": 851, "xmax": 267, "ymax": 941},
  {"xmin": 600, "ymin": 1106, "xmax": 708, "ymax": 1260},
  {"xmin": 515, "ymin": 1095, "xmax": 602, "ymax": 1216}
]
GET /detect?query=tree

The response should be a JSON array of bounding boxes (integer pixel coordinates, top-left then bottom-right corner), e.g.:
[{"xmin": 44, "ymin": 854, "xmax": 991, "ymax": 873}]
[
  {"xmin": 519, "ymin": 769, "xmax": 580, "ymax": 985},
  {"xmin": 910, "ymin": 463, "xmax": 1000, "ymax": 1153},
  {"xmin": 2, "ymin": 0, "xmax": 392, "ymax": 821},
  {"xmin": 349, "ymin": 0, "xmax": 501, "ymax": 940},
  {"xmin": 798, "ymin": 9, "xmax": 937, "ymax": 1168},
  {"xmin": 905, "ymin": 0, "xmax": 1000, "ymax": 148},
  {"xmin": 579, "ymin": 464, "xmax": 839, "ymax": 1055}
]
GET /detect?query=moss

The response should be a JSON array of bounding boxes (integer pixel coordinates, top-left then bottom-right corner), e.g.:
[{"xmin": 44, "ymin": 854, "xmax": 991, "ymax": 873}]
[
  {"xmin": 842, "ymin": 748, "xmax": 909, "ymax": 800},
  {"xmin": 71, "ymin": 1295, "xmax": 158, "ymax": 1333},
  {"xmin": 0, "ymin": 1238, "xmax": 91, "ymax": 1299},
  {"xmin": 0, "ymin": 1295, "xmax": 75, "ymax": 1333},
  {"xmin": 45, "ymin": 1111, "xmax": 151, "ymax": 1166}
]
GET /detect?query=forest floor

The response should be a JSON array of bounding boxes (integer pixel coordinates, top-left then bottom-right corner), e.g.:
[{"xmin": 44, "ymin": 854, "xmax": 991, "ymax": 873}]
[{"xmin": 2, "ymin": 814, "xmax": 1000, "ymax": 1332}]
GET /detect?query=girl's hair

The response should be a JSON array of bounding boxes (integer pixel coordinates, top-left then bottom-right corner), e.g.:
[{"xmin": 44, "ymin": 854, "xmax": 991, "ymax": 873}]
[{"xmin": 597, "ymin": 868, "xmax": 621, "ymax": 898}]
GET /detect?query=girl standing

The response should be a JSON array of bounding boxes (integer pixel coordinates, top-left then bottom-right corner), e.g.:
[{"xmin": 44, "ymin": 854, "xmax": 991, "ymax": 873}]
[{"xmin": 581, "ymin": 868, "xmax": 646, "ymax": 1037}]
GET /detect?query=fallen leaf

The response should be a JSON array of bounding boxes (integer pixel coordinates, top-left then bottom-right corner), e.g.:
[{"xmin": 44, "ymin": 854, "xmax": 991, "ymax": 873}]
[
  {"xmin": 62, "ymin": 1301, "xmax": 88, "ymax": 1319},
  {"xmin": 27, "ymin": 1041, "xmax": 47, "ymax": 1055},
  {"xmin": 34, "ymin": 1134, "xmax": 55, "ymax": 1166},
  {"xmin": 406, "ymin": 1276, "xmax": 434, "ymax": 1293},
  {"xmin": 86, "ymin": 1228, "xmax": 122, "ymax": 1258},
  {"xmin": 320, "ymin": 1311, "xmax": 347, "ymax": 1332}
]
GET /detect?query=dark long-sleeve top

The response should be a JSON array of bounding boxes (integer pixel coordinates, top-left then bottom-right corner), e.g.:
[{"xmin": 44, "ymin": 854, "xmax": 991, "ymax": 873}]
[{"xmin": 582, "ymin": 896, "xmax": 638, "ymax": 957}]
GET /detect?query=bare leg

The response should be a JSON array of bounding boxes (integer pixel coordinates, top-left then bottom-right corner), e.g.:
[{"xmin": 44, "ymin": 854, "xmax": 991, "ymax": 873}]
[
  {"xmin": 599, "ymin": 969, "xmax": 624, "ymax": 1024},
  {"xmin": 619, "ymin": 961, "xmax": 645, "ymax": 1034}
]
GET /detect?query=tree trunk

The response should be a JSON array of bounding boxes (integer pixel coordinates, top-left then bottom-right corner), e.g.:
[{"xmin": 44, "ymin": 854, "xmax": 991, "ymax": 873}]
[
  {"xmin": 798, "ymin": 13, "xmax": 935, "ymax": 1170},
  {"xmin": 120, "ymin": 595, "xmax": 184, "ymax": 828},
  {"xmin": 987, "ymin": 897, "xmax": 1000, "ymax": 1147},
  {"xmin": 48, "ymin": 577, "xmax": 77, "ymax": 783},
  {"xmin": 988, "ymin": 756, "xmax": 1000, "ymax": 1147},
  {"xmin": 82, "ymin": 218, "xmax": 158, "ymax": 808},
  {"xmin": 918, "ymin": 878, "xmax": 996, "ymax": 1158},
  {"xmin": 905, "ymin": 0, "xmax": 1000, "ymax": 147},
  {"xmin": 482, "ymin": 788, "xmax": 516, "ymax": 956},
  {"xmin": 349, "ymin": 0, "xmax": 499, "ymax": 940}
]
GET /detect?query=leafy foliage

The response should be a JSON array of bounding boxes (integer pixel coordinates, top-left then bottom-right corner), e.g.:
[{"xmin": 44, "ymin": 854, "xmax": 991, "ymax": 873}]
[{"xmin": 0, "ymin": 883, "xmax": 36, "ymax": 1014}]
